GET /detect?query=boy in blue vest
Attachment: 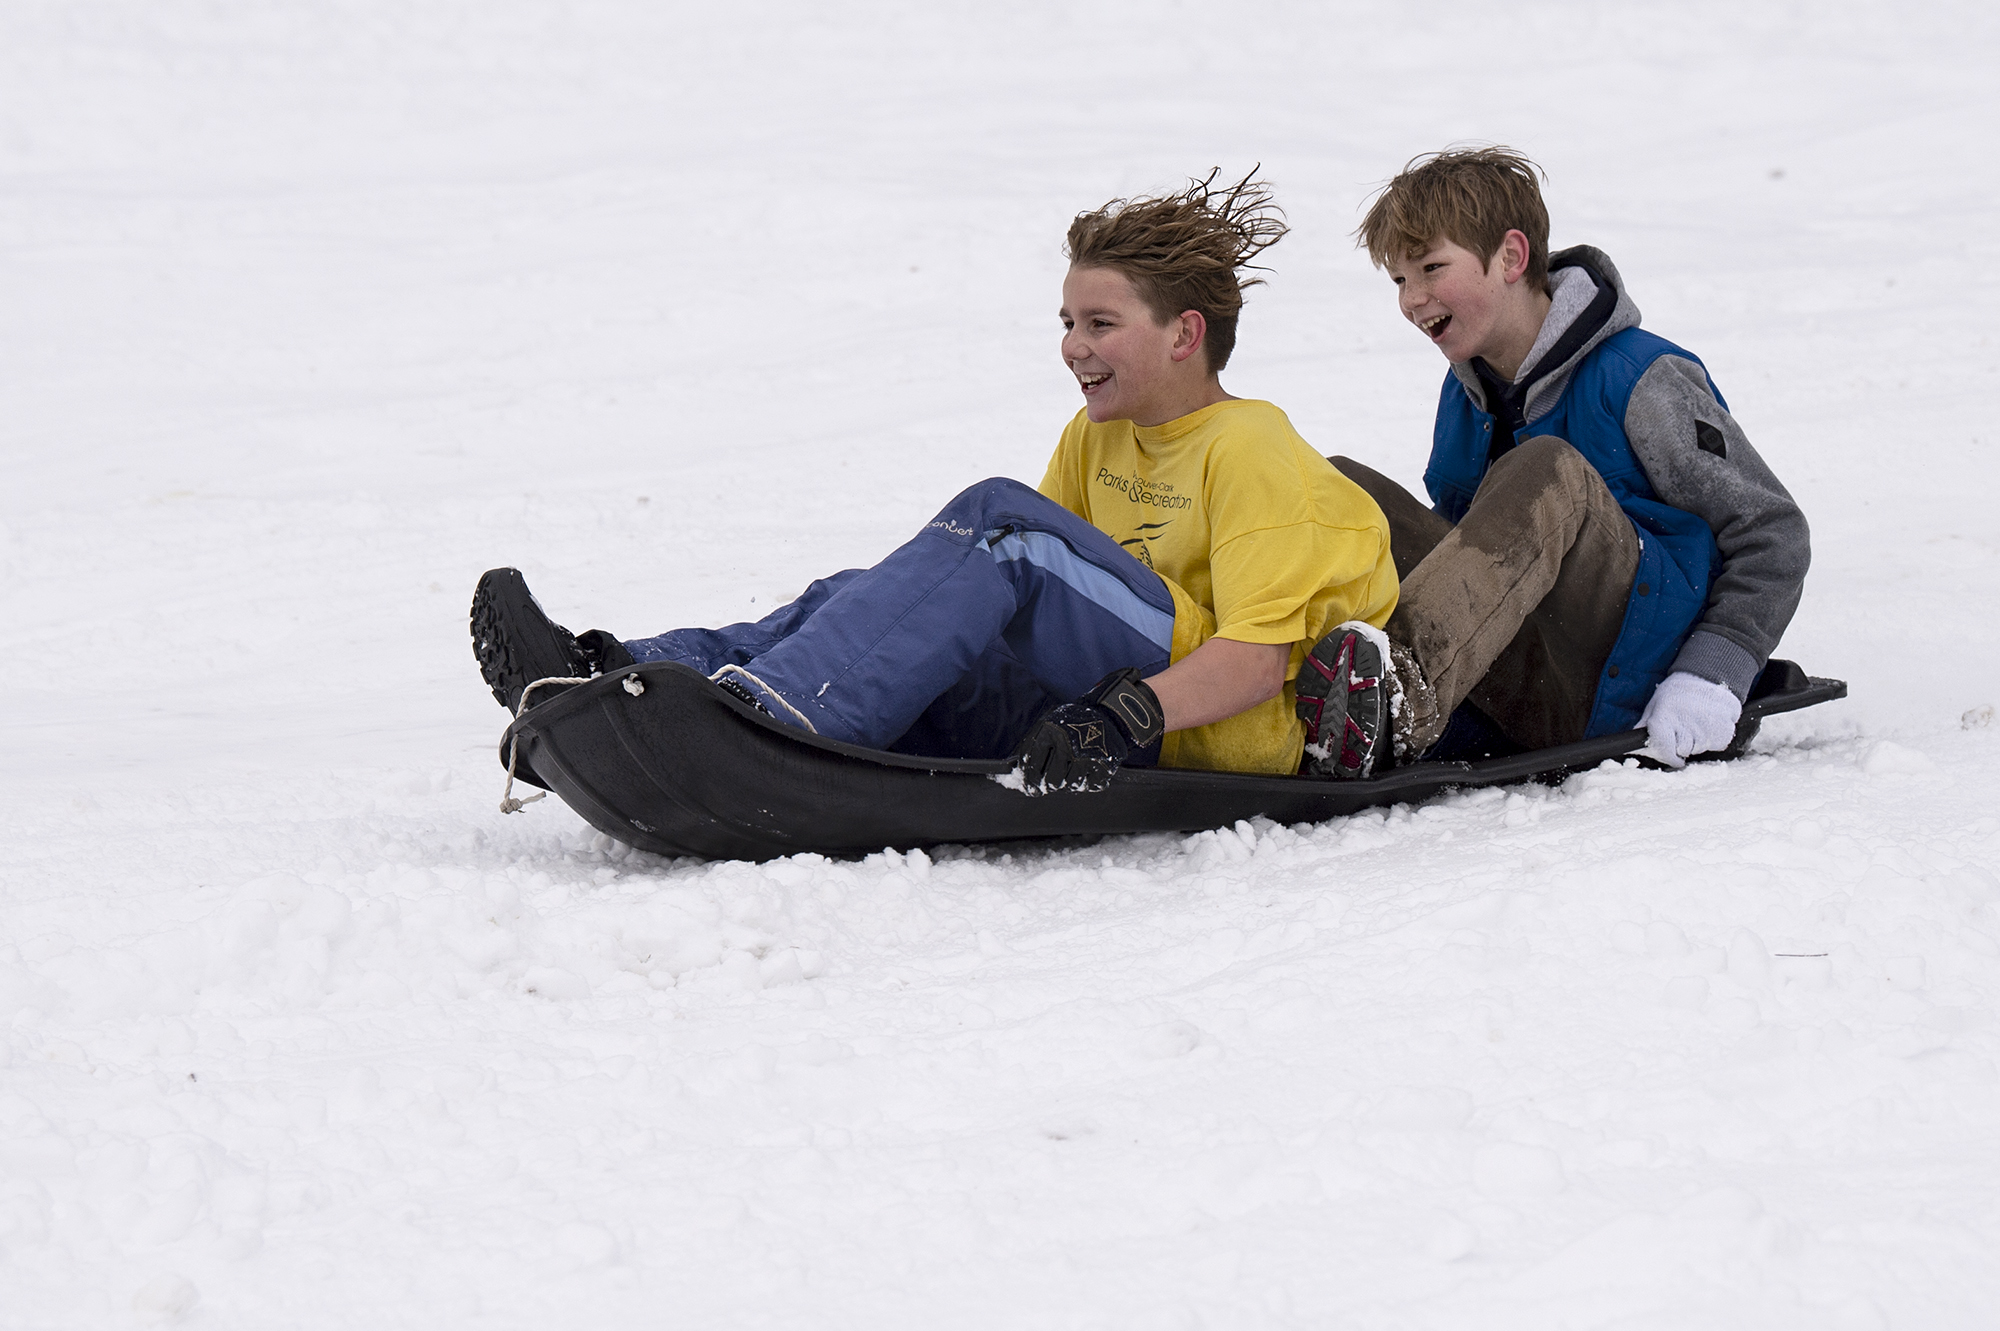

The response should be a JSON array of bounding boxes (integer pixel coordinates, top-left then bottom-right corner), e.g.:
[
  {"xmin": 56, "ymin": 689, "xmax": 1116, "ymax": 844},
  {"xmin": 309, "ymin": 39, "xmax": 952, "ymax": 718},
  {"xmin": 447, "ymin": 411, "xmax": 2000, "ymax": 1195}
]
[{"xmin": 1294, "ymin": 147, "xmax": 1809, "ymax": 775}]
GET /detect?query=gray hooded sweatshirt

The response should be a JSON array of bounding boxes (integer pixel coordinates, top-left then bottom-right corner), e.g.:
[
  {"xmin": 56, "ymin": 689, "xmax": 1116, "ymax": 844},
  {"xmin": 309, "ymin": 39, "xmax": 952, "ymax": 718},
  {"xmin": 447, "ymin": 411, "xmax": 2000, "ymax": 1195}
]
[{"xmin": 1449, "ymin": 245, "xmax": 1810, "ymax": 701}]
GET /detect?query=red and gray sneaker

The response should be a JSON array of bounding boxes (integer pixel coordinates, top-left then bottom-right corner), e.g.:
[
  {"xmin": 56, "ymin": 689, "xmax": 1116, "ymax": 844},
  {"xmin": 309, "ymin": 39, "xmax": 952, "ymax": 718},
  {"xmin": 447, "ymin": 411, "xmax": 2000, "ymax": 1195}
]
[
  {"xmin": 1296, "ymin": 620, "xmax": 1393, "ymax": 778},
  {"xmin": 469, "ymin": 568, "xmax": 593, "ymax": 714}
]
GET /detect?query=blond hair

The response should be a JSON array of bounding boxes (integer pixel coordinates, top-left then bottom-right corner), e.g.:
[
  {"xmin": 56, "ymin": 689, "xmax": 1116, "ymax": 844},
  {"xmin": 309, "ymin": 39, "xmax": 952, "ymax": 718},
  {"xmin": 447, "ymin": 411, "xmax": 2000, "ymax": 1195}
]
[
  {"xmin": 1065, "ymin": 169, "xmax": 1288, "ymax": 373},
  {"xmin": 1357, "ymin": 147, "xmax": 1551, "ymax": 291}
]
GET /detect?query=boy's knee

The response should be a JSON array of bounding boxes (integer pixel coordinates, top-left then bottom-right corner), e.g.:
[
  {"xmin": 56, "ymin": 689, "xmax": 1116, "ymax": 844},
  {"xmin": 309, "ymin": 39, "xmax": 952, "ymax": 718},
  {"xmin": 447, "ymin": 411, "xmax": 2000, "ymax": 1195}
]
[
  {"xmin": 1331, "ymin": 454, "xmax": 1399, "ymax": 506},
  {"xmin": 1498, "ymin": 435, "xmax": 1583, "ymax": 476},
  {"xmin": 1486, "ymin": 436, "xmax": 1622, "ymax": 521},
  {"xmin": 941, "ymin": 476, "xmax": 1035, "ymax": 508},
  {"xmin": 1489, "ymin": 436, "xmax": 1596, "ymax": 492},
  {"xmin": 933, "ymin": 476, "xmax": 1057, "ymax": 530},
  {"xmin": 1330, "ymin": 454, "xmax": 1370, "ymax": 485}
]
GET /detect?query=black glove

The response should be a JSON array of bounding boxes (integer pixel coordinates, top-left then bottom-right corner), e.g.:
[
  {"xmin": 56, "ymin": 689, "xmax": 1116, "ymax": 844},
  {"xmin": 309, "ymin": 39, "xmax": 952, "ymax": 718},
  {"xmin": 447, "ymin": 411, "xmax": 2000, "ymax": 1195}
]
[{"xmin": 1013, "ymin": 668, "xmax": 1166, "ymax": 795}]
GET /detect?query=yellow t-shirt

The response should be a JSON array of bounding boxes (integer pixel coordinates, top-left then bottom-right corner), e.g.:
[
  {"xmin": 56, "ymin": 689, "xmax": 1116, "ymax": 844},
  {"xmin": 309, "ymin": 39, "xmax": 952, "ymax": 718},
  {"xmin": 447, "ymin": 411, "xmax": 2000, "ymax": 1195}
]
[{"xmin": 1038, "ymin": 399, "xmax": 1397, "ymax": 775}]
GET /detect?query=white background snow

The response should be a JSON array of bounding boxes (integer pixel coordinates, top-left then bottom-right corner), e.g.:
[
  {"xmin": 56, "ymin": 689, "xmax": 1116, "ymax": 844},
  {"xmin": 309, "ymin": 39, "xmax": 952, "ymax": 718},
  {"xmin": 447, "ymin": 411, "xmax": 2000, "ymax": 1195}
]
[{"xmin": 4, "ymin": 1, "xmax": 1998, "ymax": 1325}]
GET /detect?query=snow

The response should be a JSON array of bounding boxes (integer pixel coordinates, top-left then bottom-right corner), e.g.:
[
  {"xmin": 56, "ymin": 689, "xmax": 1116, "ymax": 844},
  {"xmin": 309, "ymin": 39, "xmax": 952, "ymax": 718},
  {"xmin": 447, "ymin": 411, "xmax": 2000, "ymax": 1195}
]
[{"xmin": 4, "ymin": 0, "xmax": 1999, "ymax": 1325}]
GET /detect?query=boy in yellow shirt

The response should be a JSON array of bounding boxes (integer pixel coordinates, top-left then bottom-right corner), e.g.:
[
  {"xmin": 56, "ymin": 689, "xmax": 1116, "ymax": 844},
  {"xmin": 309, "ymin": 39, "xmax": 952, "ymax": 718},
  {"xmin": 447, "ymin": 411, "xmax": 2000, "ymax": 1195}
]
[{"xmin": 472, "ymin": 174, "xmax": 1396, "ymax": 790}]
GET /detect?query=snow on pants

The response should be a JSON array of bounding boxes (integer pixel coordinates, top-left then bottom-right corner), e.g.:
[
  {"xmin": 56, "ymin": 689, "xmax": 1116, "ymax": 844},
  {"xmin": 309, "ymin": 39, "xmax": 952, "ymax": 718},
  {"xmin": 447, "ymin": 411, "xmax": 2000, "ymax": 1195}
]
[{"xmin": 619, "ymin": 478, "xmax": 1177, "ymax": 760}]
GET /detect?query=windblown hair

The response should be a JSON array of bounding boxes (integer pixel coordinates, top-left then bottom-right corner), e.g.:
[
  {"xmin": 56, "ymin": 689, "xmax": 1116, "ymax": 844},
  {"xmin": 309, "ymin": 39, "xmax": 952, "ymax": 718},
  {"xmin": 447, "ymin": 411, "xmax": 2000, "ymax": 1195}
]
[
  {"xmin": 1356, "ymin": 147, "xmax": 1551, "ymax": 292},
  {"xmin": 1065, "ymin": 169, "xmax": 1289, "ymax": 374}
]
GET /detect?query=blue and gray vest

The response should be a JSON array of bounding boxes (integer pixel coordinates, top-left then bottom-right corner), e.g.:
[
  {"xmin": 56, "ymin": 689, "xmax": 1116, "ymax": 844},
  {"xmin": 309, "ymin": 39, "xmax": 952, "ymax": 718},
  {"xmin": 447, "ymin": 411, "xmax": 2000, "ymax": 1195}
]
[{"xmin": 1426, "ymin": 329, "xmax": 1724, "ymax": 737}]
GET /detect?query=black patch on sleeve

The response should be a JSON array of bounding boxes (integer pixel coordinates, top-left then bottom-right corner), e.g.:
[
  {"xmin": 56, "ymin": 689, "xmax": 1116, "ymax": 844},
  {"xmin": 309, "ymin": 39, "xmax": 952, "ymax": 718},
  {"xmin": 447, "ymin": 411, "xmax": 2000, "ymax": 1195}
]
[{"xmin": 1695, "ymin": 420, "xmax": 1728, "ymax": 458}]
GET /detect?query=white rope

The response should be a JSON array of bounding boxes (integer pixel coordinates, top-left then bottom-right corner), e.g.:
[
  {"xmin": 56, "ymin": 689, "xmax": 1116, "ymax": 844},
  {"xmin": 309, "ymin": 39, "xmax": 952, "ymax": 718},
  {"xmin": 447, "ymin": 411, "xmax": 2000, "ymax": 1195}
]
[
  {"xmin": 498, "ymin": 662, "xmax": 811, "ymax": 817},
  {"xmin": 498, "ymin": 675, "xmax": 592, "ymax": 814},
  {"xmin": 708, "ymin": 664, "xmax": 818, "ymax": 733}
]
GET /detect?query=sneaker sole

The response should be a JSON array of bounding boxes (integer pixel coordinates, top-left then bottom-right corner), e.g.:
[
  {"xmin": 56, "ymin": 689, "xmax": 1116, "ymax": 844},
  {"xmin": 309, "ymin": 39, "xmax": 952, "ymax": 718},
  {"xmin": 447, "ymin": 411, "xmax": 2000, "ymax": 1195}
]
[
  {"xmin": 470, "ymin": 568, "xmax": 585, "ymax": 713},
  {"xmin": 1297, "ymin": 621, "xmax": 1390, "ymax": 779}
]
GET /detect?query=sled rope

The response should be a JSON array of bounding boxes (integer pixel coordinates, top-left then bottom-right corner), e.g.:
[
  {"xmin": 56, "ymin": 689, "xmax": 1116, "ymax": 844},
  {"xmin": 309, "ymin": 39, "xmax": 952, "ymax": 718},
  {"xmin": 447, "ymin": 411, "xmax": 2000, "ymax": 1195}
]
[
  {"xmin": 708, "ymin": 664, "xmax": 818, "ymax": 734},
  {"xmin": 498, "ymin": 674, "xmax": 592, "ymax": 814}
]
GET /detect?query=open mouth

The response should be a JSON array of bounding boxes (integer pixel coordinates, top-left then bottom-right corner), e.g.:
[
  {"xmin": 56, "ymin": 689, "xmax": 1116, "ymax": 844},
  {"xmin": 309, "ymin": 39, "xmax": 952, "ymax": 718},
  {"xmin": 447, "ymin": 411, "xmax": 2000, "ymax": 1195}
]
[
  {"xmin": 1419, "ymin": 313, "xmax": 1452, "ymax": 341},
  {"xmin": 1078, "ymin": 372, "xmax": 1110, "ymax": 393}
]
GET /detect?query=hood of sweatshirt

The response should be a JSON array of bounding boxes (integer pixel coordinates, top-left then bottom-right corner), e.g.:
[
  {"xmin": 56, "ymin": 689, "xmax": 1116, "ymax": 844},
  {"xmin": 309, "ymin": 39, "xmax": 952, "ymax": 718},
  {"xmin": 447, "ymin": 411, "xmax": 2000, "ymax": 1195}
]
[{"xmin": 1449, "ymin": 244, "xmax": 1642, "ymax": 426}]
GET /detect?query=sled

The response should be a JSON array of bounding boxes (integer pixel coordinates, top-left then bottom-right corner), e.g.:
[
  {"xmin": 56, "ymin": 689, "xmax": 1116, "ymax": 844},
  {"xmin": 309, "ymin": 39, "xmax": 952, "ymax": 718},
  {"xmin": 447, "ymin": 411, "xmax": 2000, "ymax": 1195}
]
[{"xmin": 493, "ymin": 657, "xmax": 1847, "ymax": 862}]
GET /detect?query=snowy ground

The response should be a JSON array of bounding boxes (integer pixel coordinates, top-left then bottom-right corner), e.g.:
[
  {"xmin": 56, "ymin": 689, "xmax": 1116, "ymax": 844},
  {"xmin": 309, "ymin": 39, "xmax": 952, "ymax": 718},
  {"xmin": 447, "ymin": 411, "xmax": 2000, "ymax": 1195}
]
[{"xmin": 4, "ymin": 1, "xmax": 2000, "ymax": 1326}]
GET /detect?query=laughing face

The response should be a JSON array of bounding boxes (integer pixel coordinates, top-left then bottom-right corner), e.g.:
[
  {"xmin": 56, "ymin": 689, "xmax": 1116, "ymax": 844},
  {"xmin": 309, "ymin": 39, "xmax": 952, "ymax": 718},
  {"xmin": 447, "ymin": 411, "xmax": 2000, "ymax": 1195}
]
[
  {"xmin": 1060, "ymin": 266, "xmax": 1205, "ymax": 427},
  {"xmin": 1385, "ymin": 233, "xmax": 1540, "ymax": 376}
]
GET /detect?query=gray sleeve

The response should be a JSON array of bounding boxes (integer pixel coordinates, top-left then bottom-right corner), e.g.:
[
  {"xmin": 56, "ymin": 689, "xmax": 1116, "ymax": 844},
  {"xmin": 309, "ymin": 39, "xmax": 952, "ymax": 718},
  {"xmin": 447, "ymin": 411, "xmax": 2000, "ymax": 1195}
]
[{"xmin": 1623, "ymin": 355, "xmax": 1810, "ymax": 700}]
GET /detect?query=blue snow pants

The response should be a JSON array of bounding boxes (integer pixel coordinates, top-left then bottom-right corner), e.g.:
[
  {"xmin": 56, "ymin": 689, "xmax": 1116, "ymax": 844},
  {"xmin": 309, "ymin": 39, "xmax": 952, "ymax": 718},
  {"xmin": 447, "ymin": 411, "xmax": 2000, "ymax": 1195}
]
[{"xmin": 621, "ymin": 478, "xmax": 1178, "ymax": 761}]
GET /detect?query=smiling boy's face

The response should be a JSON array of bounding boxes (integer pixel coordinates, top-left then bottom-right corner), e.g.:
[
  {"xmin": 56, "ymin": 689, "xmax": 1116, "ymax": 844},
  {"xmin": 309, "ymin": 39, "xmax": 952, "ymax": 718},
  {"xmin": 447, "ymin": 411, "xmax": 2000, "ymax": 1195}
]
[
  {"xmin": 1060, "ymin": 266, "xmax": 1210, "ymax": 427},
  {"xmin": 1384, "ymin": 236, "xmax": 1521, "ymax": 367}
]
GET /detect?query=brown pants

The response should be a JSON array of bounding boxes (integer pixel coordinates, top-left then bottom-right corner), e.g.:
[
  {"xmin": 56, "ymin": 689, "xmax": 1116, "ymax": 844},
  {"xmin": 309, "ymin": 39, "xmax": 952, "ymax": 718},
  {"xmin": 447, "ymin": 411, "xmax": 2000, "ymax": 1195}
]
[{"xmin": 1333, "ymin": 438, "xmax": 1639, "ymax": 751}]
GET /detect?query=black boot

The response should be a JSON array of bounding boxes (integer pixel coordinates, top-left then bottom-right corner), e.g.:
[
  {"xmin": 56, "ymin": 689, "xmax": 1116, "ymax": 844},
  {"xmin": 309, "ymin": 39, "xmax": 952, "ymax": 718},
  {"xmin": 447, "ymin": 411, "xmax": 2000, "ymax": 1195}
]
[{"xmin": 469, "ymin": 568, "xmax": 592, "ymax": 713}]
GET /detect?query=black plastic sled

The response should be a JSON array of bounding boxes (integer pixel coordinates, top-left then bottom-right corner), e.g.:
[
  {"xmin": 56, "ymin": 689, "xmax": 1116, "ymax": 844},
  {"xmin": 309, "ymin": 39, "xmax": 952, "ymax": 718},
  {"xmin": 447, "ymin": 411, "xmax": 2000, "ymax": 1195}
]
[{"xmin": 495, "ymin": 658, "xmax": 1847, "ymax": 863}]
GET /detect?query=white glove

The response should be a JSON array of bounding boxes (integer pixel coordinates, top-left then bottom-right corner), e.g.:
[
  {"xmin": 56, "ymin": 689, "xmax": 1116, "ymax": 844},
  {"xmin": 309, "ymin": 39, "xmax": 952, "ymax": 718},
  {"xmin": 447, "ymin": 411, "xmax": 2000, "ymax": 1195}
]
[{"xmin": 1639, "ymin": 671, "xmax": 1742, "ymax": 767}]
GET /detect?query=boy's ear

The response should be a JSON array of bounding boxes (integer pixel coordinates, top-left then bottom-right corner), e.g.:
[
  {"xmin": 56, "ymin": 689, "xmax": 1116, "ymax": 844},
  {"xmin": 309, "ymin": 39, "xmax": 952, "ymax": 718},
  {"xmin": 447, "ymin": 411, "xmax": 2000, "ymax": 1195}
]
[
  {"xmin": 1490, "ymin": 229, "xmax": 1534, "ymax": 286},
  {"xmin": 1169, "ymin": 310, "xmax": 1208, "ymax": 364}
]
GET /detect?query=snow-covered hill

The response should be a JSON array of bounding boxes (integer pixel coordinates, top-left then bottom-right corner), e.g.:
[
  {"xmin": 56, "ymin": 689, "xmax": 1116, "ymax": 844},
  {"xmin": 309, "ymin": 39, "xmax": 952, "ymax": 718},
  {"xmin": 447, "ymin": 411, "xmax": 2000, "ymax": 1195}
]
[{"xmin": 3, "ymin": 2, "xmax": 1997, "ymax": 1325}]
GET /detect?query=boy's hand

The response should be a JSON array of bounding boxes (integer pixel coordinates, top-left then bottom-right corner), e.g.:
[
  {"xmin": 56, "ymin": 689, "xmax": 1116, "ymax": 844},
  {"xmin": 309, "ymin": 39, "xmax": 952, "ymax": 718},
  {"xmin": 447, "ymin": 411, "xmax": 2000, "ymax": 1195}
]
[
  {"xmin": 1639, "ymin": 671, "xmax": 1742, "ymax": 767},
  {"xmin": 1013, "ymin": 669, "xmax": 1165, "ymax": 794},
  {"xmin": 1014, "ymin": 702, "xmax": 1131, "ymax": 793}
]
